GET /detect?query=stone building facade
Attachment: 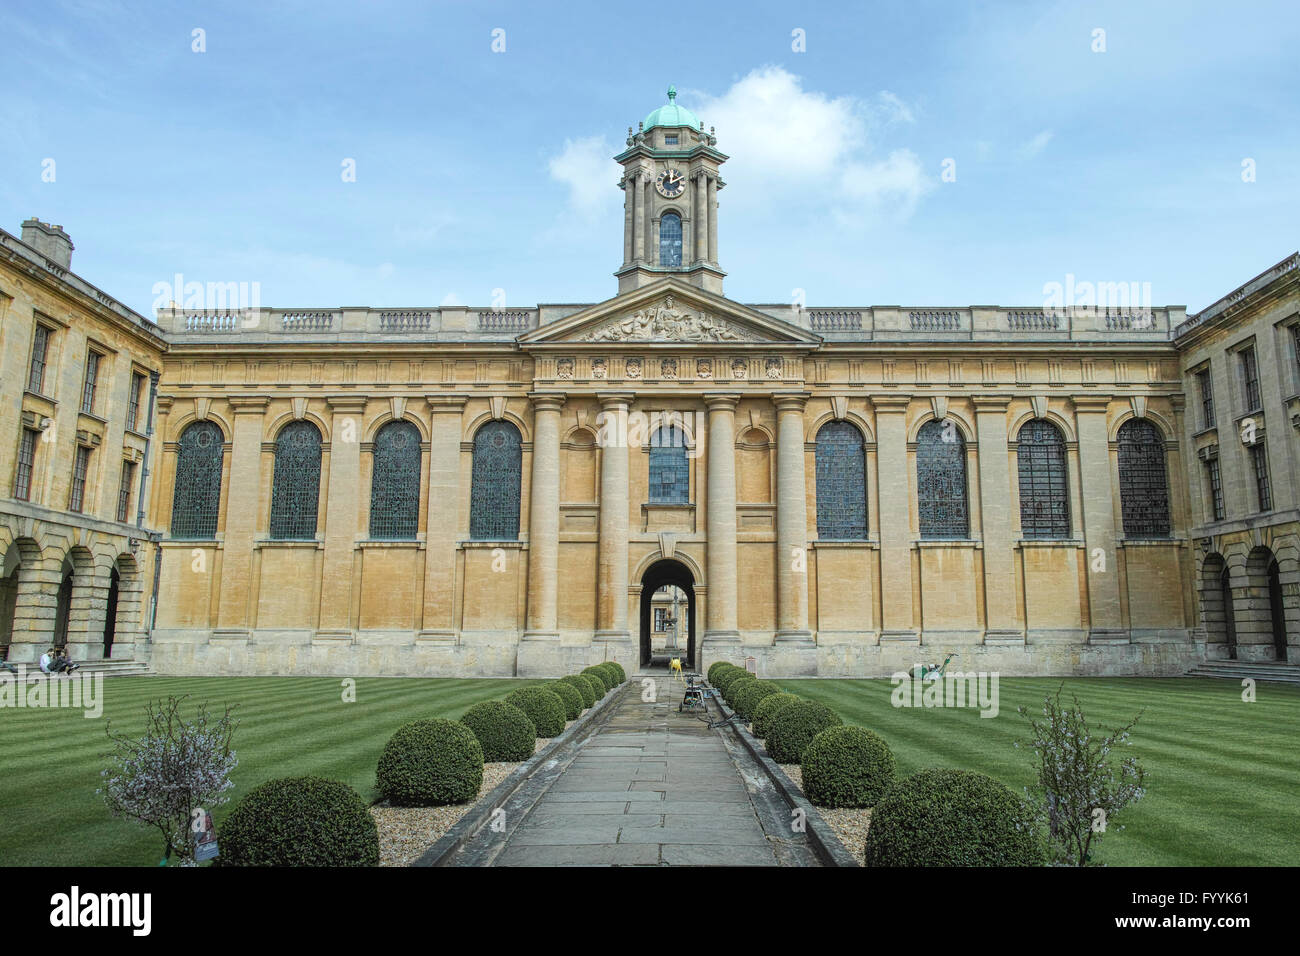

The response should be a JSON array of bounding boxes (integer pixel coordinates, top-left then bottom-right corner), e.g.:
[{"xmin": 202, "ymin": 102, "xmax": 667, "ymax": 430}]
[
  {"xmin": 1, "ymin": 91, "xmax": 1296, "ymax": 678},
  {"xmin": 0, "ymin": 220, "xmax": 166, "ymax": 665}
]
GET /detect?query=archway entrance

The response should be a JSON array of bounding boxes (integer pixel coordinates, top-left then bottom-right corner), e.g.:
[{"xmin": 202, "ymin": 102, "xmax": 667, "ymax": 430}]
[
  {"xmin": 53, "ymin": 566, "xmax": 73, "ymax": 650},
  {"xmin": 1267, "ymin": 558, "xmax": 1287, "ymax": 662},
  {"xmin": 1219, "ymin": 565, "xmax": 1237, "ymax": 660},
  {"xmin": 103, "ymin": 567, "xmax": 120, "ymax": 659},
  {"xmin": 639, "ymin": 559, "xmax": 695, "ymax": 669}
]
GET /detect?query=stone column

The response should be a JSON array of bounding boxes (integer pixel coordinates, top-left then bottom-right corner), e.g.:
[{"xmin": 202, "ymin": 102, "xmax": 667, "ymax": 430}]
[
  {"xmin": 65, "ymin": 561, "xmax": 111, "ymax": 662},
  {"xmin": 694, "ymin": 170, "xmax": 707, "ymax": 265},
  {"xmin": 419, "ymin": 395, "xmax": 466, "ymax": 641},
  {"xmin": 775, "ymin": 394, "xmax": 812, "ymax": 641},
  {"xmin": 1074, "ymin": 397, "xmax": 1125, "ymax": 642},
  {"xmin": 707, "ymin": 174, "xmax": 719, "ymax": 264},
  {"xmin": 317, "ymin": 396, "xmax": 367, "ymax": 635},
  {"xmin": 524, "ymin": 392, "xmax": 565, "ymax": 640},
  {"xmin": 622, "ymin": 175, "xmax": 634, "ymax": 266},
  {"xmin": 595, "ymin": 393, "xmax": 633, "ymax": 644},
  {"xmin": 705, "ymin": 393, "xmax": 740, "ymax": 643},
  {"xmin": 5, "ymin": 552, "xmax": 62, "ymax": 663},
  {"xmin": 874, "ymin": 397, "xmax": 916, "ymax": 641},
  {"xmin": 632, "ymin": 171, "xmax": 645, "ymax": 263},
  {"xmin": 974, "ymin": 396, "xmax": 1021, "ymax": 642},
  {"xmin": 216, "ymin": 397, "xmax": 269, "ymax": 633}
]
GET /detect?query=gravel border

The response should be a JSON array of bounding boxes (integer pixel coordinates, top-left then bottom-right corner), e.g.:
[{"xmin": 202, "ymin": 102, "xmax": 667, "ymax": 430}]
[
  {"xmin": 715, "ymin": 700, "xmax": 861, "ymax": 867},
  {"xmin": 778, "ymin": 764, "xmax": 871, "ymax": 863},
  {"xmin": 411, "ymin": 686, "xmax": 624, "ymax": 866}
]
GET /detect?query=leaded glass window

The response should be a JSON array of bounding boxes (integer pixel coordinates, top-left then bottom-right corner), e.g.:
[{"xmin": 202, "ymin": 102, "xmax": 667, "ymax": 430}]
[
  {"xmin": 659, "ymin": 212, "xmax": 682, "ymax": 267},
  {"xmin": 1239, "ymin": 346, "xmax": 1261, "ymax": 411},
  {"xmin": 815, "ymin": 421, "xmax": 868, "ymax": 540},
  {"xmin": 917, "ymin": 420, "xmax": 969, "ymax": 538},
  {"xmin": 81, "ymin": 350, "xmax": 101, "ymax": 414},
  {"xmin": 1205, "ymin": 458, "xmax": 1224, "ymax": 521},
  {"xmin": 171, "ymin": 421, "xmax": 225, "ymax": 538},
  {"xmin": 269, "ymin": 420, "xmax": 322, "ymax": 540},
  {"xmin": 1249, "ymin": 442, "xmax": 1272, "ymax": 512},
  {"xmin": 1017, "ymin": 420, "xmax": 1070, "ymax": 538},
  {"xmin": 648, "ymin": 426, "xmax": 689, "ymax": 504},
  {"xmin": 28, "ymin": 325, "xmax": 49, "ymax": 394},
  {"xmin": 68, "ymin": 446, "xmax": 91, "ymax": 513},
  {"xmin": 369, "ymin": 420, "xmax": 421, "ymax": 539},
  {"xmin": 469, "ymin": 420, "xmax": 522, "ymax": 540},
  {"xmin": 1117, "ymin": 419, "xmax": 1171, "ymax": 537},
  {"xmin": 1196, "ymin": 368, "xmax": 1215, "ymax": 430},
  {"xmin": 14, "ymin": 428, "xmax": 37, "ymax": 501}
]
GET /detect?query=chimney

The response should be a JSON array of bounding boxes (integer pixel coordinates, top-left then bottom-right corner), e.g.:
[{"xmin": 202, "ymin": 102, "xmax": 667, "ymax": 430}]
[{"xmin": 20, "ymin": 218, "xmax": 74, "ymax": 270}]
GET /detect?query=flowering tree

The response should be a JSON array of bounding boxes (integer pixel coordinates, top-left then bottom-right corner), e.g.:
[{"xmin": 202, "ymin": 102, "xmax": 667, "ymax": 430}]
[
  {"xmin": 1016, "ymin": 686, "xmax": 1146, "ymax": 866},
  {"xmin": 100, "ymin": 695, "xmax": 239, "ymax": 866}
]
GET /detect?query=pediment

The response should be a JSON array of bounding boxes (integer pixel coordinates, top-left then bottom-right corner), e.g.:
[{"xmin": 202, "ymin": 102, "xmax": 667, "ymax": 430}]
[{"xmin": 519, "ymin": 279, "xmax": 821, "ymax": 348}]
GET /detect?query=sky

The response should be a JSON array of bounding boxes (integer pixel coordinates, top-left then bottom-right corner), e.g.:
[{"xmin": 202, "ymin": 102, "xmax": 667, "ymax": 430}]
[{"xmin": 1, "ymin": 0, "xmax": 1297, "ymax": 318}]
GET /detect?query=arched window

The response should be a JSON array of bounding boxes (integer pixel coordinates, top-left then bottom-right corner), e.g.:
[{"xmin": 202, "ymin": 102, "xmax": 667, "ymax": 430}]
[
  {"xmin": 1017, "ymin": 419, "xmax": 1070, "ymax": 538},
  {"xmin": 649, "ymin": 425, "xmax": 689, "ymax": 504},
  {"xmin": 659, "ymin": 212, "xmax": 682, "ymax": 267},
  {"xmin": 1117, "ymin": 418, "xmax": 1171, "ymax": 538},
  {"xmin": 269, "ymin": 420, "xmax": 322, "ymax": 540},
  {"xmin": 369, "ymin": 420, "xmax": 422, "ymax": 539},
  {"xmin": 170, "ymin": 421, "xmax": 224, "ymax": 538},
  {"xmin": 815, "ymin": 421, "xmax": 868, "ymax": 539},
  {"xmin": 917, "ymin": 419, "xmax": 968, "ymax": 538},
  {"xmin": 469, "ymin": 420, "xmax": 522, "ymax": 540}
]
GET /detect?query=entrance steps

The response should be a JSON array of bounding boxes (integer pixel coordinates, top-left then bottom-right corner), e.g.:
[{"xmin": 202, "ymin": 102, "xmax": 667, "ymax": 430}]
[
  {"xmin": 70, "ymin": 659, "xmax": 154, "ymax": 678},
  {"xmin": 1186, "ymin": 660, "xmax": 1300, "ymax": 685}
]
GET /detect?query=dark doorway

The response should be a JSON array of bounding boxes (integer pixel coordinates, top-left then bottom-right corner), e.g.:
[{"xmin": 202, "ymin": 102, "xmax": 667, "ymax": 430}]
[
  {"xmin": 1267, "ymin": 559, "xmax": 1287, "ymax": 662},
  {"xmin": 1220, "ymin": 566, "xmax": 1237, "ymax": 660},
  {"xmin": 103, "ymin": 567, "xmax": 120, "ymax": 659},
  {"xmin": 53, "ymin": 570, "xmax": 73, "ymax": 649},
  {"xmin": 639, "ymin": 559, "xmax": 695, "ymax": 669}
]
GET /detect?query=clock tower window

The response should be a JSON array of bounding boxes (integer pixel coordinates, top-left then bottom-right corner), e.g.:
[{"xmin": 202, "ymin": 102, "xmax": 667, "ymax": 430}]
[{"xmin": 659, "ymin": 212, "xmax": 682, "ymax": 267}]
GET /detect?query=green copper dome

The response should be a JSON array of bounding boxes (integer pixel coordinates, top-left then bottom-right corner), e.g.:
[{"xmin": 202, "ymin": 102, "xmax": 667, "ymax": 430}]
[{"xmin": 644, "ymin": 86, "xmax": 701, "ymax": 131}]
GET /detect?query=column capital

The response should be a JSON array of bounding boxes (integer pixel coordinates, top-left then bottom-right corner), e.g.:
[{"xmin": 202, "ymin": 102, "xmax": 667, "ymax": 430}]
[
  {"xmin": 596, "ymin": 391, "xmax": 636, "ymax": 410},
  {"xmin": 870, "ymin": 395, "xmax": 911, "ymax": 414},
  {"xmin": 425, "ymin": 394, "xmax": 469, "ymax": 414},
  {"xmin": 527, "ymin": 391, "xmax": 568, "ymax": 412},
  {"xmin": 972, "ymin": 394, "xmax": 1014, "ymax": 412},
  {"xmin": 325, "ymin": 395, "xmax": 368, "ymax": 414},
  {"xmin": 703, "ymin": 392, "xmax": 741, "ymax": 411},
  {"xmin": 1070, "ymin": 395, "xmax": 1114, "ymax": 415},
  {"xmin": 228, "ymin": 396, "xmax": 270, "ymax": 414},
  {"xmin": 772, "ymin": 392, "xmax": 811, "ymax": 413}
]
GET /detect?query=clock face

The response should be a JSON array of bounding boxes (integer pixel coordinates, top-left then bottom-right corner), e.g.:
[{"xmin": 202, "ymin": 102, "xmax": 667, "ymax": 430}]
[{"xmin": 656, "ymin": 168, "xmax": 685, "ymax": 198}]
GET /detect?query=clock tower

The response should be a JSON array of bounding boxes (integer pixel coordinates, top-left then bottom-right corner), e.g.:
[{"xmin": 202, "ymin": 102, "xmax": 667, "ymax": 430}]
[{"xmin": 615, "ymin": 86, "xmax": 727, "ymax": 295}]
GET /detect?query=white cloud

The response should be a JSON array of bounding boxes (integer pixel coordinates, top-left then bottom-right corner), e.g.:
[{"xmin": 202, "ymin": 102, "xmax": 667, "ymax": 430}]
[
  {"xmin": 1016, "ymin": 130, "xmax": 1054, "ymax": 160},
  {"xmin": 439, "ymin": 292, "xmax": 463, "ymax": 306},
  {"xmin": 691, "ymin": 66, "xmax": 933, "ymax": 219},
  {"xmin": 548, "ymin": 135, "xmax": 622, "ymax": 220}
]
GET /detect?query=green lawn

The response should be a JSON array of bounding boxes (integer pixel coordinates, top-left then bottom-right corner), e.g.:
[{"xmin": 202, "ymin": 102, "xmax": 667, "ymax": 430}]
[
  {"xmin": 2, "ymin": 675, "xmax": 1296, "ymax": 866},
  {"xmin": 781, "ymin": 676, "xmax": 1300, "ymax": 866},
  {"xmin": 0, "ymin": 676, "xmax": 537, "ymax": 866}
]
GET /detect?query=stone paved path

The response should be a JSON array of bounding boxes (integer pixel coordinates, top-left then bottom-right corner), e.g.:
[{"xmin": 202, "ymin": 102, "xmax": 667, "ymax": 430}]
[{"xmin": 486, "ymin": 674, "xmax": 811, "ymax": 866}]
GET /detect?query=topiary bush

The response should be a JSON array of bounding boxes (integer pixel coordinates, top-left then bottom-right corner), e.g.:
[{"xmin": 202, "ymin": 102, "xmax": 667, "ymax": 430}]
[
  {"xmin": 732, "ymin": 679, "xmax": 782, "ymax": 720},
  {"xmin": 592, "ymin": 662, "xmax": 620, "ymax": 689},
  {"xmin": 376, "ymin": 719, "xmax": 484, "ymax": 806},
  {"xmin": 604, "ymin": 661, "xmax": 626, "ymax": 684},
  {"xmin": 459, "ymin": 700, "xmax": 536, "ymax": 762},
  {"xmin": 800, "ymin": 726, "xmax": 896, "ymax": 808},
  {"xmin": 582, "ymin": 666, "xmax": 612, "ymax": 694},
  {"xmin": 504, "ymin": 686, "xmax": 567, "ymax": 738},
  {"xmin": 547, "ymin": 680, "xmax": 583, "ymax": 720},
  {"xmin": 723, "ymin": 673, "xmax": 756, "ymax": 707},
  {"xmin": 764, "ymin": 699, "xmax": 843, "ymax": 764},
  {"xmin": 752, "ymin": 692, "xmax": 801, "ymax": 739},
  {"xmin": 713, "ymin": 666, "xmax": 750, "ymax": 697},
  {"xmin": 219, "ymin": 776, "xmax": 379, "ymax": 867},
  {"xmin": 560, "ymin": 674, "xmax": 596, "ymax": 709},
  {"xmin": 579, "ymin": 673, "xmax": 606, "ymax": 701},
  {"xmin": 864, "ymin": 769, "xmax": 1045, "ymax": 867},
  {"xmin": 707, "ymin": 661, "xmax": 737, "ymax": 685}
]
